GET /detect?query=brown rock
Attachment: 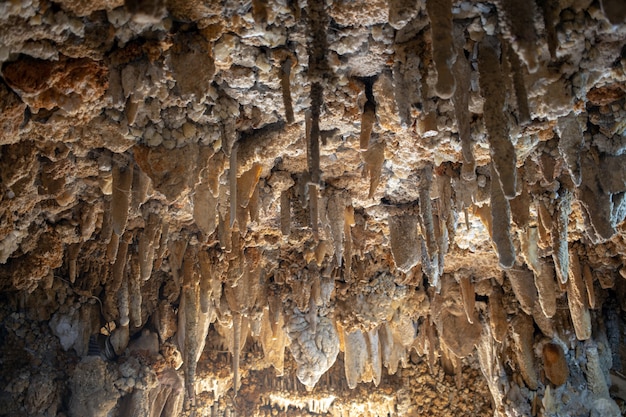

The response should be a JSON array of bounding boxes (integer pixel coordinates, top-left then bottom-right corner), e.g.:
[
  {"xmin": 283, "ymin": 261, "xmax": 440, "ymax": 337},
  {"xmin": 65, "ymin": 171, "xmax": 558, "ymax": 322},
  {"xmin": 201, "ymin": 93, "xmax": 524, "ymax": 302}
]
[
  {"xmin": 543, "ymin": 342, "xmax": 569, "ymax": 386},
  {"xmin": 0, "ymin": 80, "xmax": 26, "ymax": 146},
  {"xmin": 2, "ymin": 56, "xmax": 108, "ymax": 114}
]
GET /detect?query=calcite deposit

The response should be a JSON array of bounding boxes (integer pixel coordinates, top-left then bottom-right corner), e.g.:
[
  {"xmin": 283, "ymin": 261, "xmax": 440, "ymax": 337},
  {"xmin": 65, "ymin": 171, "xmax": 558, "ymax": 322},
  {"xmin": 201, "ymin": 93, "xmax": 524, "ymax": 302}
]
[{"xmin": 1, "ymin": 1, "xmax": 626, "ymax": 416}]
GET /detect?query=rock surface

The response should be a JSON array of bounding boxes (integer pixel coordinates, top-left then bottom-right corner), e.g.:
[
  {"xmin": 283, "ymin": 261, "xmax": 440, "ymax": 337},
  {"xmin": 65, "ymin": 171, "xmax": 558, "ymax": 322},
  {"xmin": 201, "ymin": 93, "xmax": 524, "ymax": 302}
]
[{"xmin": 1, "ymin": 1, "xmax": 626, "ymax": 417}]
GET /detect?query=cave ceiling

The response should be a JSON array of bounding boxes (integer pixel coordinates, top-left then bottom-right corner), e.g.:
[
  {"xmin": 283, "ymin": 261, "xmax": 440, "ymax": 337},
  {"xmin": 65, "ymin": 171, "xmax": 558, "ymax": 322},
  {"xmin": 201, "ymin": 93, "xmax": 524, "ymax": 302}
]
[{"xmin": 1, "ymin": 0, "xmax": 626, "ymax": 416}]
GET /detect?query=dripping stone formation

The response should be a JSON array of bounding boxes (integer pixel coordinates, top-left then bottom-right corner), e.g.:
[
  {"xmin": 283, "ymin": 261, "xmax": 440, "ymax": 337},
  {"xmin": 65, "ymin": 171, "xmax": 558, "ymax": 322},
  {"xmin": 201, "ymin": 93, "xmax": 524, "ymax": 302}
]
[{"xmin": 1, "ymin": 0, "xmax": 626, "ymax": 416}]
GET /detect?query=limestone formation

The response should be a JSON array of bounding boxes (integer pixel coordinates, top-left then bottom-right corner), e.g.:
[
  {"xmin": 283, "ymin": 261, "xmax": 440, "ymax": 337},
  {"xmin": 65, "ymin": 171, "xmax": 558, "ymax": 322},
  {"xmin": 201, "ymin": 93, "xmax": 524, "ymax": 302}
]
[{"xmin": 1, "ymin": 1, "xmax": 626, "ymax": 417}]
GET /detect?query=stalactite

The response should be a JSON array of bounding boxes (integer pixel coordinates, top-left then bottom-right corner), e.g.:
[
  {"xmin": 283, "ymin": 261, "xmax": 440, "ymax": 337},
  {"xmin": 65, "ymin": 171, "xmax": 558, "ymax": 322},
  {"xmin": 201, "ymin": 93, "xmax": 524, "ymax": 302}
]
[
  {"xmin": 363, "ymin": 141, "xmax": 385, "ymax": 199},
  {"xmin": 327, "ymin": 192, "xmax": 345, "ymax": 266},
  {"xmin": 536, "ymin": 0, "xmax": 557, "ymax": 59},
  {"xmin": 308, "ymin": 83, "xmax": 322, "ymax": 185},
  {"xmin": 237, "ymin": 163, "xmax": 263, "ymax": 232},
  {"xmin": 451, "ymin": 24, "xmax": 475, "ymax": 180},
  {"xmin": 418, "ymin": 165, "xmax": 437, "ymax": 259},
  {"xmin": 478, "ymin": 36, "xmax": 517, "ymax": 199},
  {"xmin": 494, "ymin": 0, "xmax": 539, "ymax": 72},
  {"xmin": 343, "ymin": 205, "xmax": 354, "ymax": 280},
  {"xmin": 308, "ymin": 184, "xmax": 319, "ymax": 238},
  {"xmin": 359, "ymin": 79, "xmax": 376, "ymax": 151},
  {"xmin": 130, "ymin": 164, "xmax": 150, "ymax": 212},
  {"xmin": 489, "ymin": 284, "xmax": 507, "ymax": 343},
  {"xmin": 583, "ymin": 263, "xmax": 596, "ymax": 309},
  {"xmin": 425, "ymin": 0, "xmax": 456, "ymax": 99},
  {"xmin": 510, "ymin": 313, "xmax": 539, "ymax": 390},
  {"xmin": 111, "ymin": 159, "xmax": 133, "ymax": 236},
  {"xmin": 129, "ymin": 250, "xmax": 142, "ymax": 328},
  {"xmin": 67, "ymin": 243, "xmax": 80, "ymax": 283},
  {"xmin": 535, "ymin": 261, "xmax": 557, "ymax": 319},
  {"xmin": 125, "ymin": 94, "xmax": 139, "ymax": 124},
  {"xmin": 543, "ymin": 342, "xmax": 568, "ymax": 386},
  {"xmin": 198, "ymin": 250, "xmax": 214, "ymax": 315},
  {"xmin": 138, "ymin": 213, "xmax": 160, "ymax": 281},
  {"xmin": 280, "ymin": 55, "xmax": 296, "ymax": 124},
  {"xmin": 367, "ymin": 327, "xmax": 382, "ymax": 387},
  {"xmin": 556, "ymin": 113, "xmax": 584, "ymax": 187},
  {"xmin": 507, "ymin": 266, "xmax": 538, "ymax": 316},
  {"xmin": 505, "ymin": 41, "xmax": 531, "ymax": 125},
  {"xmin": 153, "ymin": 221, "xmax": 169, "ymax": 270},
  {"xmin": 168, "ymin": 238, "xmax": 188, "ymax": 289},
  {"xmin": 490, "ymin": 167, "xmax": 515, "ymax": 268},
  {"xmin": 230, "ymin": 142, "xmax": 239, "ymax": 229},
  {"xmin": 567, "ymin": 247, "xmax": 591, "ymax": 340},
  {"xmin": 552, "ymin": 188, "xmax": 573, "ymax": 284},
  {"xmin": 280, "ymin": 189, "xmax": 291, "ymax": 236},
  {"xmin": 110, "ymin": 236, "xmax": 129, "ymax": 292},
  {"xmin": 520, "ymin": 226, "xmax": 540, "ymax": 273},
  {"xmin": 456, "ymin": 270, "xmax": 475, "ymax": 324},
  {"xmin": 106, "ymin": 232, "xmax": 120, "ymax": 263},
  {"xmin": 232, "ymin": 312, "xmax": 242, "ymax": 396},
  {"xmin": 194, "ymin": 168, "xmax": 218, "ymax": 236},
  {"xmin": 343, "ymin": 328, "xmax": 367, "ymax": 389},
  {"xmin": 389, "ymin": 214, "xmax": 421, "ymax": 273}
]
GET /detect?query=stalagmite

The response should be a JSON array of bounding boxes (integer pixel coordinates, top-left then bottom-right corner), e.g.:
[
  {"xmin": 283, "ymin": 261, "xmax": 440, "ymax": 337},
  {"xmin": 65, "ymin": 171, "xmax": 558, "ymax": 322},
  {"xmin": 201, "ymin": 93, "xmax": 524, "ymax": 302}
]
[
  {"xmin": 389, "ymin": 214, "xmax": 420, "ymax": 273},
  {"xmin": 280, "ymin": 190, "xmax": 291, "ymax": 236},
  {"xmin": 568, "ymin": 248, "xmax": 591, "ymax": 340},
  {"xmin": 425, "ymin": 0, "xmax": 456, "ymax": 99},
  {"xmin": 510, "ymin": 313, "xmax": 539, "ymax": 390},
  {"xmin": 490, "ymin": 167, "xmax": 515, "ymax": 268},
  {"xmin": 111, "ymin": 160, "xmax": 133, "ymax": 236},
  {"xmin": 553, "ymin": 188, "xmax": 573, "ymax": 284},
  {"xmin": 478, "ymin": 36, "xmax": 517, "ymax": 199},
  {"xmin": 556, "ymin": 113, "xmax": 584, "ymax": 187}
]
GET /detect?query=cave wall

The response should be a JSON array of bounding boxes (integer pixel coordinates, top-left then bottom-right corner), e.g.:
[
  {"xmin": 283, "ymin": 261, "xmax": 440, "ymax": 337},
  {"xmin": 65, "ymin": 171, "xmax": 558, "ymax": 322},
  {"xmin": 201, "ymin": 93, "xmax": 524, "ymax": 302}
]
[{"xmin": 1, "ymin": 0, "xmax": 626, "ymax": 416}]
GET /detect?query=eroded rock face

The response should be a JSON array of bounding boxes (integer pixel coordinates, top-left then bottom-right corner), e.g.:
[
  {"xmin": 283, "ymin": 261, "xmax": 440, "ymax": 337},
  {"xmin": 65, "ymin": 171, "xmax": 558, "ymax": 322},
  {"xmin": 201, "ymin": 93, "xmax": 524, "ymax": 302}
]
[{"xmin": 1, "ymin": 1, "xmax": 626, "ymax": 417}]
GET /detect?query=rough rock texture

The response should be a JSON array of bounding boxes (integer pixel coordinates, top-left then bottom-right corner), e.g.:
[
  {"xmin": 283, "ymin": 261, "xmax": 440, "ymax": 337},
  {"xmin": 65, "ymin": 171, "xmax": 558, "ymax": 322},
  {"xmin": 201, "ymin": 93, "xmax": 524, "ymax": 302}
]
[{"xmin": 1, "ymin": 1, "xmax": 626, "ymax": 417}]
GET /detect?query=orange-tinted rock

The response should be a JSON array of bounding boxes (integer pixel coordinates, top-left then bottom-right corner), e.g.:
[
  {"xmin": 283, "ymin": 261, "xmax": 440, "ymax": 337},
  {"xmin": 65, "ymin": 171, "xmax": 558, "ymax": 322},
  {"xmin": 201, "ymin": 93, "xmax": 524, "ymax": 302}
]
[
  {"xmin": 0, "ymin": 80, "xmax": 26, "ymax": 146},
  {"xmin": 2, "ymin": 56, "xmax": 108, "ymax": 114},
  {"xmin": 543, "ymin": 342, "xmax": 569, "ymax": 386}
]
